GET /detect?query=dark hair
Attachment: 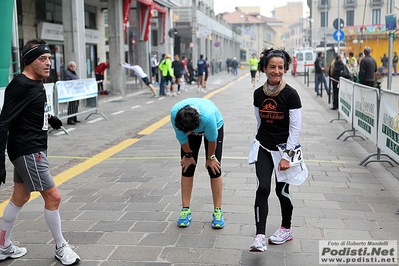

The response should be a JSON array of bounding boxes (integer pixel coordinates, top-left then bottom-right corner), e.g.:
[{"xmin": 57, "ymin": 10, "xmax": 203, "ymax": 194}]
[
  {"xmin": 349, "ymin": 52, "xmax": 354, "ymax": 57},
  {"xmin": 21, "ymin": 38, "xmax": 48, "ymax": 56},
  {"xmin": 175, "ymin": 105, "xmax": 200, "ymax": 133},
  {"xmin": 258, "ymin": 48, "xmax": 291, "ymax": 73},
  {"xmin": 200, "ymin": 54, "xmax": 204, "ymax": 59},
  {"xmin": 317, "ymin": 51, "xmax": 323, "ymax": 57}
]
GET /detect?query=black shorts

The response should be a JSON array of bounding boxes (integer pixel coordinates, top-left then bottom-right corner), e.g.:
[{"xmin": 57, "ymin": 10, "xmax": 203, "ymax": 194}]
[
  {"xmin": 151, "ymin": 67, "xmax": 157, "ymax": 77},
  {"xmin": 250, "ymin": 70, "xmax": 257, "ymax": 78},
  {"xmin": 165, "ymin": 75, "xmax": 174, "ymax": 84},
  {"xmin": 174, "ymin": 72, "xmax": 182, "ymax": 79},
  {"xmin": 142, "ymin": 77, "xmax": 151, "ymax": 86},
  {"xmin": 180, "ymin": 126, "xmax": 224, "ymax": 178}
]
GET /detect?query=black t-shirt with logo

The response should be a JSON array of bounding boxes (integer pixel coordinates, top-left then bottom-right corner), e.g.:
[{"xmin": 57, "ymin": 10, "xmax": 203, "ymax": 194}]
[
  {"xmin": 253, "ymin": 84, "xmax": 302, "ymax": 151},
  {"xmin": 0, "ymin": 74, "xmax": 48, "ymax": 164}
]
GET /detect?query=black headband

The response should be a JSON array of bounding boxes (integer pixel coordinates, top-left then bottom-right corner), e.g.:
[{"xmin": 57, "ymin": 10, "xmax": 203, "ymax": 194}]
[
  {"xmin": 266, "ymin": 50, "xmax": 286, "ymax": 61},
  {"xmin": 22, "ymin": 44, "xmax": 51, "ymax": 66}
]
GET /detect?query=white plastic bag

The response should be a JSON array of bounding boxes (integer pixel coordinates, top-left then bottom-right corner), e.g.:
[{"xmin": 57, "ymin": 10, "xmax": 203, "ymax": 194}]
[{"xmin": 248, "ymin": 139, "xmax": 260, "ymax": 165}]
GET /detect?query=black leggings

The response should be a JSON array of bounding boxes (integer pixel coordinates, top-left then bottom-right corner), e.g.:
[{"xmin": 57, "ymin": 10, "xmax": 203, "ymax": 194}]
[
  {"xmin": 180, "ymin": 126, "xmax": 224, "ymax": 178},
  {"xmin": 254, "ymin": 147, "xmax": 293, "ymax": 235}
]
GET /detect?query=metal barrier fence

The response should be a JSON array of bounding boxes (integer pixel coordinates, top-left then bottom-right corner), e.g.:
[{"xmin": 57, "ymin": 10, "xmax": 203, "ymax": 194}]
[
  {"xmin": 333, "ymin": 77, "xmax": 399, "ymax": 166},
  {"xmin": 53, "ymin": 78, "xmax": 107, "ymax": 134}
]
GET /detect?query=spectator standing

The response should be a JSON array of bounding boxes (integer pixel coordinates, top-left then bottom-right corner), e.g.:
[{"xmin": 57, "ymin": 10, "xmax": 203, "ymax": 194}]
[
  {"xmin": 218, "ymin": 58, "xmax": 222, "ymax": 72},
  {"xmin": 181, "ymin": 56, "xmax": 190, "ymax": 91},
  {"xmin": 314, "ymin": 52, "xmax": 330, "ymax": 96},
  {"xmin": 359, "ymin": 46, "xmax": 377, "ymax": 87},
  {"xmin": 331, "ymin": 55, "xmax": 345, "ymax": 110},
  {"xmin": 150, "ymin": 54, "xmax": 159, "ymax": 84},
  {"xmin": 159, "ymin": 54, "xmax": 175, "ymax": 96},
  {"xmin": 249, "ymin": 48, "xmax": 302, "ymax": 252},
  {"xmin": 95, "ymin": 61, "xmax": 109, "ymax": 91},
  {"xmin": 197, "ymin": 54, "xmax": 207, "ymax": 93},
  {"xmin": 226, "ymin": 58, "xmax": 231, "ymax": 73},
  {"xmin": 230, "ymin": 57, "xmax": 238, "ymax": 76},
  {"xmin": 393, "ymin": 52, "xmax": 398, "ymax": 76},
  {"xmin": 187, "ymin": 58, "xmax": 195, "ymax": 84},
  {"xmin": 293, "ymin": 56, "xmax": 298, "ymax": 77},
  {"xmin": 0, "ymin": 38, "xmax": 80, "ymax": 265},
  {"xmin": 158, "ymin": 54, "xmax": 166, "ymax": 95},
  {"xmin": 170, "ymin": 98, "xmax": 225, "ymax": 229},
  {"xmin": 172, "ymin": 54, "xmax": 184, "ymax": 94},
  {"xmin": 381, "ymin": 53, "xmax": 389, "ymax": 74},
  {"xmin": 63, "ymin": 61, "xmax": 81, "ymax": 125},
  {"xmin": 120, "ymin": 62, "xmax": 158, "ymax": 98},
  {"xmin": 204, "ymin": 58, "xmax": 210, "ymax": 89}
]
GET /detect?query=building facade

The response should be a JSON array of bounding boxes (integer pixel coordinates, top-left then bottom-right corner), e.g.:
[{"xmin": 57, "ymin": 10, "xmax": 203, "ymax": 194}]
[{"xmin": 310, "ymin": 0, "xmax": 399, "ymax": 63}]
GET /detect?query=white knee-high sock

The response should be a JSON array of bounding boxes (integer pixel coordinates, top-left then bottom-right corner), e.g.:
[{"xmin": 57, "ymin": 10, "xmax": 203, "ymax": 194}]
[
  {"xmin": 0, "ymin": 201, "xmax": 22, "ymax": 248},
  {"xmin": 44, "ymin": 209, "xmax": 66, "ymax": 248}
]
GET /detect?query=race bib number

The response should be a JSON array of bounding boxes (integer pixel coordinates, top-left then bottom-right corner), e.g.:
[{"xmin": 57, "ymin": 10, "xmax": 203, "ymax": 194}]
[{"xmin": 277, "ymin": 143, "xmax": 303, "ymax": 166}]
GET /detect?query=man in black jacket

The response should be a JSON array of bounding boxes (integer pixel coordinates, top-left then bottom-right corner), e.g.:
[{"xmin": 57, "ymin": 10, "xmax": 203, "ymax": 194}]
[
  {"xmin": 64, "ymin": 61, "xmax": 80, "ymax": 125},
  {"xmin": 359, "ymin": 46, "xmax": 377, "ymax": 87},
  {"xmin": 314, "ymin": 52, "xmax": 330, "ymax": 96}
]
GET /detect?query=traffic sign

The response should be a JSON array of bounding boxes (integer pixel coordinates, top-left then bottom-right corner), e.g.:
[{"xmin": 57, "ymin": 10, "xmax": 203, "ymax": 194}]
[
  {"xmin": 214, "ymin": 42, "xmax": 220, "ymax": 48},
  {"xmin": 386, "ymin": 14, "xmax": 397, "ymax": 31},
  {"xmin": 333, "ymin": 18, "xmax": 344, "ymax": 30},
  {"xmin": 333, "ymin": 29, "xmax": 345, "ymax": 42}
]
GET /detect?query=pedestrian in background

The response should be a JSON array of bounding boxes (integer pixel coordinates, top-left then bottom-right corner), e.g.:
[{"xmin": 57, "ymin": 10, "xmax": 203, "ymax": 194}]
[
  {"xmin": 150, "ymin": 54, "xmax": 159, "ymax": 84},
  {"xmin": 120, "ymin": 62, "xmax": 158, "ymax": 98},
  {"xmin": 314, "ymin": 52, "xmax": 330, "ymax": 96},
  {"xmin": 197, "ymin": 54, "xmax": 207, "ymax": 93},
  {"xmin": 158, "ymin": 54, "xmax": 166, "ymax": 95},
  {"xmin": 330, "ymin": 55, "xmax": 345, "ymax": 110},
  {"xmin": 63, "ymin": 61, "xmax": 81, "ymax": 125},
  {"xmin": 172, "ymin": 54, "xmax": 183, "ymax": 95},
  {"xmin": 170, "ymin": 98, "xmax": 225, "ymax": 229},
  {"xmin": 230, "ymin": 57, "xmax": 238, "ymax": 76},
  {"xmin": 359, "ymin": 46, "xmax": 377, "ymax": 87},
  {"xmin": 293, "ymin": 56, "xmax": 298, "ymax": 77},
  {"xmin": 393, "ymin": 51, "xmax": 398, "ymax": 76},
  {"xmin": 0, "ymin": 38, "xmax": 80, "ymax": 265},
  {"xmin": 159, "ymin": 54, "xmax": 175, "ymax": 96},
  {"xmin": 187, "ymin": 58, "xmax": 195, "ymax": 84},
  {"xmin": 95, "ymin": 61, "xmax": 109, "ymax": 91},
  {"xmin": 226, "ymin": 58, "xmax": 231, "ymax": 73},
  {"xmin": 249, "ymin": 48, "xmax": 302, "ymax": 252},
  {"xmin": 248, "ymin": 53, "xmax": 259, "ymax": 86}
]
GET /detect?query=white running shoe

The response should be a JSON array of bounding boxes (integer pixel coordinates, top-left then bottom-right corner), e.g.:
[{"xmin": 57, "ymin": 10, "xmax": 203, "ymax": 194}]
[
  {"xmin": 268, "ymin": 226, "xmax": 293, "ymax": 244},
  {"xmin": 249, "ymin": 234, "xmax": 267, "ymax": 252},
  {"xmin": 55, "ymin": 242, "xmax": 81, "ymax": 265},
  {"xmin": 0, "ymin": 244, "xmax": 27, "ymax": 260},
  {"xmin": 201, "ymin": 89, "xmax": 206, "ymax": 93}
]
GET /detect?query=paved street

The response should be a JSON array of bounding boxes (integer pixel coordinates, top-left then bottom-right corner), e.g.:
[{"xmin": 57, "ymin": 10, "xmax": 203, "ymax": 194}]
[{"xmin": 0, "ymin": 69, "xmax": 398, "ymax": 265}]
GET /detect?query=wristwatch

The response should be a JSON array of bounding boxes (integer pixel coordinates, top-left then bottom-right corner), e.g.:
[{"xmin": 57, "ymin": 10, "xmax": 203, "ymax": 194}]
[
  {"xmin": 184, "ymin": 152, "xmax": 193, "ymax": 158},
  {"xmin": 285, "ymin": 150, "xmax": 295, "ymax": 157},
  {"xmin": 207, "ymin": 155, "xmax": 216, "ymax": 160}
]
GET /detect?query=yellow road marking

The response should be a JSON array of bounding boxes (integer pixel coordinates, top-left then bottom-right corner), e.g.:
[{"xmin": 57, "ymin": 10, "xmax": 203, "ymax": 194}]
[{"xmin": 0, "ymin": 139, "xmax": 138, "ymax": 215}]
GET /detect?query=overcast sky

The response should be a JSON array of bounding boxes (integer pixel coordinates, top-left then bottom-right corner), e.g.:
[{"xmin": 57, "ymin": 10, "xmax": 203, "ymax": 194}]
[{"xmin": 213, "ymin": 0, "xmax": 306, "ymax": 17}]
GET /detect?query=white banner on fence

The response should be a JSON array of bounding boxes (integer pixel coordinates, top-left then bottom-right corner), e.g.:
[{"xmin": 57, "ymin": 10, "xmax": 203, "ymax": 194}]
[
  {"xmin": 352, "ymin": 84, "xmax": 378, "ymax": 145},
  {"xmin": 55, "ymin": 78, "xmax": 97, "ymax": 103},
  {"xmin": 378, "ymin": 90, "xmax": 399, "ymax": 160},
  {"xmin": 338, "ymin": 78, "xmax": 354, "ymax": 123},
  {"xmin": 0, "ymin": 88, "xmax": 4, "ymax": 113},
  {"xmin": 0, "ymin": 84, "xmax": 54, "ymax": 115},
  {"xmin": 43, "ymin": 83, "xmax": 55, "ymax": 115}
]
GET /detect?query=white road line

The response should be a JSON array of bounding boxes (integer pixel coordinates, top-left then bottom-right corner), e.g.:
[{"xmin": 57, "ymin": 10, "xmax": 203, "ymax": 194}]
[
  {"xmin": 158, "ymin": 97, "xmax": 165, "ymax": 100},
  {"xmin": 112, "ymin": 110, "xmax": 125, "ymax": 115},
  {"xmin": 87, "ymin": 118, "xmax": 103, "ymax": 124},
  {"xmin": 55, "ymin": 128, "xmax": 75, "ymax": 136},
  {"xmin": 131, "ymin": 105, "xmax": 141, "ymax": 109},
  {"xmin": 146, "ymin": 101, "xmax": 154, "ymax": 104}
]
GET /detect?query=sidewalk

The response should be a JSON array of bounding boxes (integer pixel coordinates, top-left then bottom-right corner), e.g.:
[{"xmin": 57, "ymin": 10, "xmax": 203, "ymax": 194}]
[{"xmin": 0, "ymin": 69, "xmax": 398, "ymax": 265}]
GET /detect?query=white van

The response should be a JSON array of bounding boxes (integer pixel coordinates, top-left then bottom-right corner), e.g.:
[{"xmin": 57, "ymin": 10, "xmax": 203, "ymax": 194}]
[{"xmin": 292, "ymin": 47, "xmax": 316, "ymax": 75}]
